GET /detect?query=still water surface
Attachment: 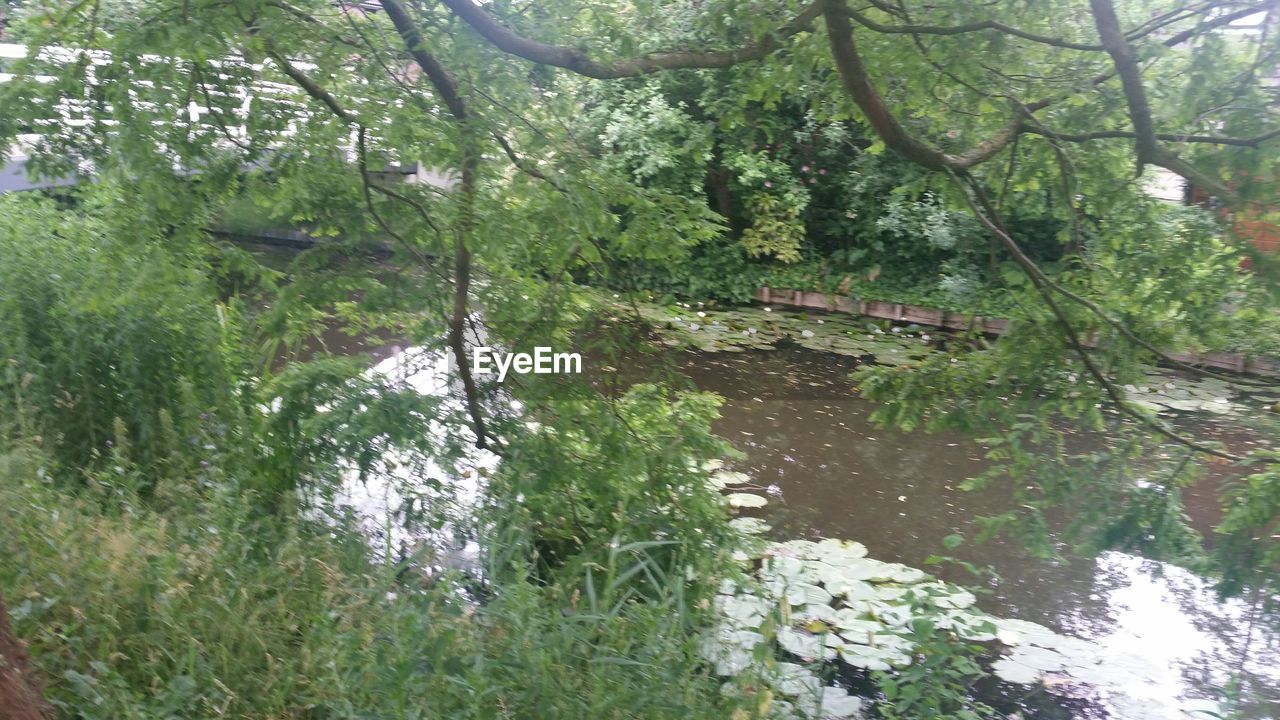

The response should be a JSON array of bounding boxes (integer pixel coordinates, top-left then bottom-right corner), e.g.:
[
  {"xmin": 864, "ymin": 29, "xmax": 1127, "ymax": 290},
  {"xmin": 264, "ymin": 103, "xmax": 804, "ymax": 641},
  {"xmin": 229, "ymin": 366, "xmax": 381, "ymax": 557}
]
[
  {"xmin": 330, "ymin": 322, "xmax": 1279, "ymax": 717},
  {"xmin": 671, "ymin": 346, "xmax": 1278, "ymax": 717}
]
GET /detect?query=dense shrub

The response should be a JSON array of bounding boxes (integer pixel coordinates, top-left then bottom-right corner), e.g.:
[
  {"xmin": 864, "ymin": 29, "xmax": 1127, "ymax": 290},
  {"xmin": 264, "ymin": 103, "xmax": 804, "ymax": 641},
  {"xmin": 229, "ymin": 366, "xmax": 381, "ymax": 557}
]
[
  {"xmin": 0, "ymin": 192, "xmax": 245, "ymax": 483},
  {"xmin": 0, "ymin": 446, "xmax": 737, "ymax": 720}
]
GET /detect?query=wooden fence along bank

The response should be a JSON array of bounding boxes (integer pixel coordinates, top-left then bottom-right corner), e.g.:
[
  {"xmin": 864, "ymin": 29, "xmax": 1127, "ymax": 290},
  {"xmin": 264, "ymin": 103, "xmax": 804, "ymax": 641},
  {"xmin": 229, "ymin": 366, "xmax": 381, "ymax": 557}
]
[{"xmin": 755, "ymin": 287, "xmax": 1280, "ymax": 380}]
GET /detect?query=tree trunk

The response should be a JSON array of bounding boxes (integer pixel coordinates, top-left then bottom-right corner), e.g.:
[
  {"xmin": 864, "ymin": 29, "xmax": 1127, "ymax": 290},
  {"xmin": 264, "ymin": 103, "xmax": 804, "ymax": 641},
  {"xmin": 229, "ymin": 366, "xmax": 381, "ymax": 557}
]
[{"xmin": 0, "ymin": 592, "xmax": 48, "ymax": 720}]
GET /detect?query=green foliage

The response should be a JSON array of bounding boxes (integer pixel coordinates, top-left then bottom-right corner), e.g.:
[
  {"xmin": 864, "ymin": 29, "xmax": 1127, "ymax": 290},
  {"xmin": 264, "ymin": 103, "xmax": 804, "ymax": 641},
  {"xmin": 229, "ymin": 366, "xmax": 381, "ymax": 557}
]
[
  {"xmin": 0, "ymin": 192, "xmax": 245, "ymax": 483},
  {"xmin": 590, "ymin": 80, "xmax": 714, "ymax": 193},
  {"xmin": 0, "ymin": 448, "xmax": 738, "ymax": 720},
  {"xmin": 740, "ymin": 192, "xmax": 806, "ymax": 263},
  {"xmin": 874, "ymin": 599, "xmax": 996, "ymax": 720},
  {"xmin": 490, "ymin": 382, "xmax": 740, "ymax": 589}
]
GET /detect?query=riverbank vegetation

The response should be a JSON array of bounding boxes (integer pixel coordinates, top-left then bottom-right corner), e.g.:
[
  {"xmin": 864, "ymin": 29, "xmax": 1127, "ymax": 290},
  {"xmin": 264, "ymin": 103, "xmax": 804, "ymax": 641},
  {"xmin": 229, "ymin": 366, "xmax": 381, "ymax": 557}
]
[{"xmin": 1, "ymin": 0, "xmax": 1279, "ymax": 717}]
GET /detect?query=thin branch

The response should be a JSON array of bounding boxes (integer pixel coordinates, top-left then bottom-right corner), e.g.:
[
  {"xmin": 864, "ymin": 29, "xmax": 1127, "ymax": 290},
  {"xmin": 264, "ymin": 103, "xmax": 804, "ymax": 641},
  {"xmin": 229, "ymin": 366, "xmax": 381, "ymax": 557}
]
[
  {"xmin": 264, "ymin": 0, "xmax": 362, "ymax": 47},
  {"xmin": 1022, "ymin": 2, "xmax": 1275, "ymax": 114},
  {"xmin": 436, "ymin": 0, "xmax": 823, "ymax": 79},
  {"xmin": 265, "ymin": 46, "xmax": 356, "ymax": 122},
  {"xmin": 841, "ymin": 5, "xmax": 1105, "ymax": 51},
  {"xmin": 190, "ymin": 62, "xmax": 253, "ymax": 151},
  {"xmin": 493, "ymin": 131, "xmax": 559, "ymax": 185},
  {"xmin": 1015, "ymin": 112, "xmax": 1276, "ymax": 388},
  {"xmin": 356, "ymin": 125, "xmax": 442, "ymax": 270},
  {"xmin": 1021, "ymin": 125, "xmax": 1280, "ymax": 148},
  {"xmin": 380, "ymin": 0, "xmax": 491, "ymax": 449},
  {"xmin": 949, "ymin": 169, "xmax": 1242, "ymax": 462}
]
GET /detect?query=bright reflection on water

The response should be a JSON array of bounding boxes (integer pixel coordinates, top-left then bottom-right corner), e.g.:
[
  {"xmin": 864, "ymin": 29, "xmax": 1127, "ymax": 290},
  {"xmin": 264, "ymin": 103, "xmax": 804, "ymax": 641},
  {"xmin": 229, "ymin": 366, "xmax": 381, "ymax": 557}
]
[{"xmin": 328, "ymin": 346, "xmax": 496, "ymax": 572}]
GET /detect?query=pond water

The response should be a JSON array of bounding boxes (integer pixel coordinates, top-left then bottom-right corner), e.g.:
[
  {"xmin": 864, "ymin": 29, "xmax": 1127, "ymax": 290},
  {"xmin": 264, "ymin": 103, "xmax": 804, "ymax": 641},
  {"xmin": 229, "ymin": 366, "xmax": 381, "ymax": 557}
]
[
  {"xmin": 671, "ymin": 345, "xmax": 1279, "ymax": 718},
  {"xmin": 305, "ymin": 288, "xmax": 1279, "ymax": 717}
]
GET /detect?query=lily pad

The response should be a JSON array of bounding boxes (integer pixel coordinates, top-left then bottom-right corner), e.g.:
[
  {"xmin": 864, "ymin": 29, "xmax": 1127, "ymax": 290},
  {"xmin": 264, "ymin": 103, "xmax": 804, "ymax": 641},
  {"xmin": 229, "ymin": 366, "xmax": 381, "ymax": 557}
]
[
  {"xmin": 726, "ymin": 492, "xmax": 768, "ymax": 509},
  {"xmin": 817, "ymin": 686, "xmax": 865, "ymax": 719},
  {"xmin": 710, "ymin": 470, "xmax": 752, "ymax": 488},
  {"xmin": 991, "ymin": 657, "xmax": 1042, "ymax": 685},
  {"xmin": 729, "ymin": 516, "xmax": 772, "ymax": 535}
]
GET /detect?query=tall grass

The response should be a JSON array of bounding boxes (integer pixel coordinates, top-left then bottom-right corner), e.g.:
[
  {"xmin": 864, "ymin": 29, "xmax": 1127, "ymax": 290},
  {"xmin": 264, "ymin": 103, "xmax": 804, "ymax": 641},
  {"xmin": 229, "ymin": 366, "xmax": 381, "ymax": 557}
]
[
  {"xmin": 0, "ymin": 190, "xmax": 743, "ymax": 720},
  {"xmin": 0, "ymin": 448, "xmax": 738, "ymax": 719},
  {"xmin": 0, "ymin": 193, "xmax": 245, "ymax": 482}
]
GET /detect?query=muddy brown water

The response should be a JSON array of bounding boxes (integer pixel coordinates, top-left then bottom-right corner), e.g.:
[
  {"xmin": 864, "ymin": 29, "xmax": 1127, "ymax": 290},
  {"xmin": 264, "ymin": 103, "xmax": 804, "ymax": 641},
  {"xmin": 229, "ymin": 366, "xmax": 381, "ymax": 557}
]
[{"xmin": 663, "ymin": 345, "xmax": 1279, "ymax": 717}]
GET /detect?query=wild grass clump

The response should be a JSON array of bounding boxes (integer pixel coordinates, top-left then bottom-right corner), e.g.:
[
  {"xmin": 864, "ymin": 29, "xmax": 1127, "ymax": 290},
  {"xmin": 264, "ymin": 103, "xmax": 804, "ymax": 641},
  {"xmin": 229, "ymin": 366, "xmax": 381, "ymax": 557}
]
[
  {"xmin": 0, "ymin": 193, "xmax": 246, "ymax": 483},
  {"xmin": 1, "ymin": 448, "xmax": 738, "ymax": 719}
]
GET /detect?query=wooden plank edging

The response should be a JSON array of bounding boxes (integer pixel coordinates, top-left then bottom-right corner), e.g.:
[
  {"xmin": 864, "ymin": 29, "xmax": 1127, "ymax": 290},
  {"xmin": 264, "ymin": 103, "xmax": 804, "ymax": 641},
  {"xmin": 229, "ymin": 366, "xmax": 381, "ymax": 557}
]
[{"xmin": 755, "ymin": 287, "xmax": 1279, "ymax": 380}]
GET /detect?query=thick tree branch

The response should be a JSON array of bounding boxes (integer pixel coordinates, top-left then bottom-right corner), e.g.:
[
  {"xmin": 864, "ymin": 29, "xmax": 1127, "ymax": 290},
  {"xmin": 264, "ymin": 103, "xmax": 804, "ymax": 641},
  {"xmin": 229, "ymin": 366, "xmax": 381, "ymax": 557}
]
[
  {"xmin": 1090, "ymin": 0, "xmax": 1241, "ymax": 200},
  {"xmin": 380, "ymin": 0, "xmax": 490, "ymax": 449},
  {"xmin": 823, "ymin": 0, "xmax": 1021, "ymax": 170},
  {"xmin": 435, "ymin": 0, "xmax": 823, "ymax": 78},
  {"xmin": 379, "ymin": 0, "xmax": 468, "ymax": 119}
]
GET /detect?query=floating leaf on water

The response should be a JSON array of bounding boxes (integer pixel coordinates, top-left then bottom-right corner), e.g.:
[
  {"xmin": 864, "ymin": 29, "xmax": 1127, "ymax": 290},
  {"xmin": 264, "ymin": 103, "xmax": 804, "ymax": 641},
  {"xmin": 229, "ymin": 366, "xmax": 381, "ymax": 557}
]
[
  {"xmin": 797, "ymin": 603, "xmax": 840, "ymax": 625},
  {"xmin": 711, "ymin": 470, "xmax": 752, "ymax": 488},
  {"xmin": 1180, "ymin": 699, "xmax": 1223, "ymax": 719},
  {"xmin": 952, "ymin": 615, "xmax": 998, "ymax": 642},
  {"xmin": 869, "ymin": 602, "xmax": 913, "ymax": 627},
  {"xmin": 763, "ymin": 555, "xmax": 808, "ymax": 583},
  {"xmin": 873, "ymin": 586, "xmax": 909, "ymax": 602},
  {"xmin": 833, "ymin": 613, "xmax": 882, "ymax": 644},
  {"xmin": 701, "ymin": 626, "xmax": 766, "ymax": 676},
  {"xmin": 778, "ymin": 627, "xmax": 834, "ymax": 661},
  {"xmin": 1006, "ymin": 645, "xmax": 1068, "ymax": 673},
  {"xmin": 718, "ymin": 594, "xmax": 770, "ymax": 628},
  {"xmin": 991, "ymin": 618, "xmax": 1059, "ymax": 647},
  {"xmin": 785, "ymin": 582, "xmax": 833, "ymax": 607},
  {"xmin": 774, "ymin": 662, "xmax": 822, "ymax": 698},
  {"xmin": 991, "ymin": 657, "xmax": 1042, "ymax": 685},
  {"xmin": 729, "ymin": 517, "xmax": 772, "ymax": 535},
  {"xmin": 817, "ymin": 686, "xmax": 865, "ymax": 719},
  {"xmin": 770, "ymin": 539, "xmax": 819, "ymax": 558},
  {"xmin": 878, "ymin": 563, "xmax": 928, "ymax": 584},
  {"xmin": 837, "ymin": 644, "xmax": 898, "ymax": 671},
  {"xmin": 811, "ymin": 538, "xmax": 868, "ymax": 561},
  {"xmin": 726, "ymin": 492, "xmax": 768, "ymax": 509}
]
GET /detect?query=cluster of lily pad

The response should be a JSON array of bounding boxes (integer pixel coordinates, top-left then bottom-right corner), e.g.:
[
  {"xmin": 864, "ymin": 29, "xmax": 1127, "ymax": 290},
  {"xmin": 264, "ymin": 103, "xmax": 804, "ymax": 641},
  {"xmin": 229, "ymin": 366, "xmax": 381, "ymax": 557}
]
[
  {"xmin": 1124, "ymin": 369, "xmax": 1253, "ymax": 416},
  {"xmin": 707, "ymin": 463, "xmax": 1222, "ymax": 720},
  {"xmin": 633, "ymin": 303, "xmax": 934, "ymax": 367},
  {"xmin": 635, "ymin": 300, "xmax": 1274, "ymax": 421}
]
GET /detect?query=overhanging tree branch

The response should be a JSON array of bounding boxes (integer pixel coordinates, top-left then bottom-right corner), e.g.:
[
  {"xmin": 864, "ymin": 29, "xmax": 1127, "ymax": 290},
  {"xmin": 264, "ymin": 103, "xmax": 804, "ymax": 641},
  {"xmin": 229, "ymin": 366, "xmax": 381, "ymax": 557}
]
[
  {"xmin": 840, "ymin": 0, "xmax": 1273, "ymax": 51},
  {"xmin": 435, "ymin": 0, "xmax": 823, "ymax": 78},
  {"xmin": 1021, "ymin": 125, "xmax": 1280, "ymax": 148},
  {"xmin": 1091, "ymin": 0, "xmax": 1270, "ymax": 199},
  {"xmin": 268, "ymin": 40, "xmax": 491, "ymax": 449},
  {"xmin": 949, "ymin": 169, "xmax": 1243, "ymax": 462},
  {"xmin": 823, "ymin": 0, "xmax": 1021, "ymax": 170},
  {"xmin": 380, "ymin": 0, "xmax": 490, "ymax": 449},
  {"xmin": 840, "ymin": 5, "xmax": 1105, "ymax": 51}
]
